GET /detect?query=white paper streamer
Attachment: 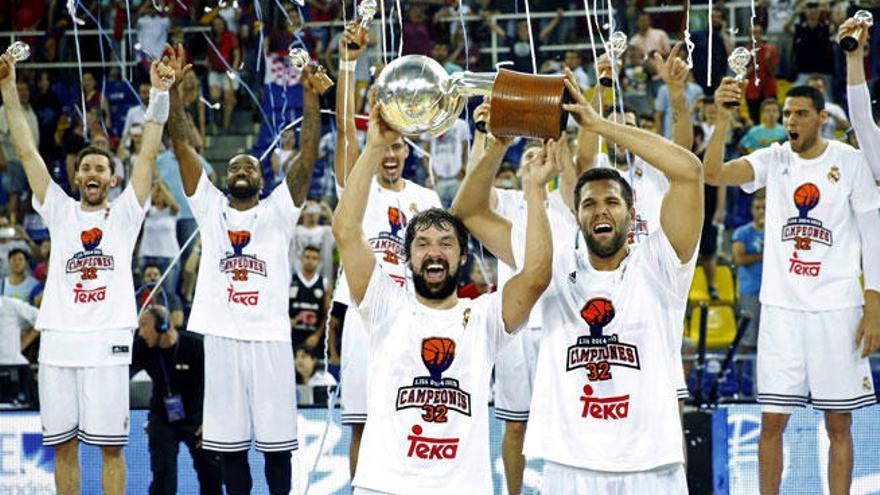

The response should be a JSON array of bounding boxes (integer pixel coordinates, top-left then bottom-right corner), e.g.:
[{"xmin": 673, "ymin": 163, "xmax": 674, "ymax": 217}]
[
  {"xmin": 684, "ymin": 0, "xmax": 695, "ymax": 69},
  {"xmin": 750, "ymin": 0, "xmax": 760, "ymax": 87},
  {"xmin": 524, "ymin": 0, "xmax": 538, "ymax": 74},
  {"xmin": 708, "ymin": 0, "xmax": 713, "ymax": 85}
]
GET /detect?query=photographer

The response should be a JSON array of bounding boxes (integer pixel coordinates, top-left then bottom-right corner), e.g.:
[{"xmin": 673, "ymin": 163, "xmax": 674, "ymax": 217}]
[{"xmin": 131, "ymin": 305, "xmax": 221, "ymax": 495}]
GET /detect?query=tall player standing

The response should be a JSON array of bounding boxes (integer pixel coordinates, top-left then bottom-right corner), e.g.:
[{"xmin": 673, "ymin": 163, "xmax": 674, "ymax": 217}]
[
  {"xmin": 165, "ymin": 45, "xmax": 322, "ymax": 494},
  {"xmin": 458, "ymin": 71, "xmax": 703, "ymax": 492},
  {"xmin": 705, "ymin": 77, "xmax": 880, "ymax": 495},
  {"xmin": 333, "ymin": 95, "xmax": 553, "ymax": 495},
  {"xmin": 0, "ymin": 54, "xmax": 173, "ymax": 493},
  {"xmin": 334, "ymin": 24, "xmax": 442, "ymax": 476}
]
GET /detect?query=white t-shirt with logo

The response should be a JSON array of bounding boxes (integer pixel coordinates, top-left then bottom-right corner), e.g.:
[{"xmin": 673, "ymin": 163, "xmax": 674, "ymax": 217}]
[
  {"xmin": 495, "ymin": 188, "xmax": 578, "ymax": 329},
  {"xmin": 333, "ymin": 178, "xmax": 442, "ymax": 306},
  {"xmin": 523, "ymin": 229, "xmax": 692, "ymax": 472},
  {"xmin": 33, "ymin": 182, "xmax": 147, "ymax": 366},
  {"xmin": 186, "ymin": 172, "xmax": 301, "ymax": 341},
  {"xmin": 742, "ymin": 141, "xmax": 880, "ymax": 311},
  {"xmin": 596, "ymin": 153, "xmax": 669, "ymax": 245},
  {"xmin": 351, "ymin": 265, "xmax": 515, "ymax": 495},
  {"xmin": 421, "ymin": 119, "xmax": 470, "ymax": 179}
]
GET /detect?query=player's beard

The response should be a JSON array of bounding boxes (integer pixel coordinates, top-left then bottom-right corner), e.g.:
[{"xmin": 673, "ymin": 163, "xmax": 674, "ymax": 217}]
[
  {"xmin": 412, "ymin": 259, "xmax": 461, "ymax": 300},
  {"xmin": 583, "ymin": 216, "xmax": 629, "ymax": 258},
  {"xmin": 229, "ymin": 181, "xmax": 261, "ymax": 200}
]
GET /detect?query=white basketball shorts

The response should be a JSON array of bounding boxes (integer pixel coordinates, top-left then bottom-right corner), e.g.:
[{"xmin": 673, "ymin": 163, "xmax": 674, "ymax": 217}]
[
  {"xmin": 39, "ymin": 364, "xmax": 130, "ymax": 446},
  {"xmin": 542, "ymin": 461, "xmax": 688, "ymax": 494},
  {"xmin": 202, "ymin": 335, "xmax": 298, "ymax": 452},
  {"xmin": 341, "ymin": 304, "xmax": 368, "ymax": 424},
  {"xmin": 494, "ymin": 326, "xmax": 541, "ymax": 421},
  {"xmin": 757, "ymin": 305, "xmax": 876, "ymax": 413}
]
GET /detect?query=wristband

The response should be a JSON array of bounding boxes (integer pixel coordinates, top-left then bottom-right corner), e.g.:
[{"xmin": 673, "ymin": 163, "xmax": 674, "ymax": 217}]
[
  {"xmin": 340, "ymin": 60, "xmax": 357, "ymax": 72},
  {"xmin": 145, "ymin": 87, "xmax": 170, "ymax": 124}
]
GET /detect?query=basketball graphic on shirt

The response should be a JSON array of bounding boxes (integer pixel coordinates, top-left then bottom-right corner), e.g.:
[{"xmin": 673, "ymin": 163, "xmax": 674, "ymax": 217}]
[
  {"xmin": 421, "ymin": 337, "xmax": 455, "ymax": 381},
  {"xmin": 793, "ymin": 183, "xmax": 820, "ymax": 218},
  {"xmin": 387, "ymin": 207, "xmax": 407, "ymax": 236},
  {"xmin": 228, "ymin": 230, "xmax": 252, "ymax": 256},
  {"xmin": 580, "ymin": 297, "xmax": 616, "ymax": 337},
  {"xmin": 80, "ymin": 228, "xmax": 103, "ymax": 251}
]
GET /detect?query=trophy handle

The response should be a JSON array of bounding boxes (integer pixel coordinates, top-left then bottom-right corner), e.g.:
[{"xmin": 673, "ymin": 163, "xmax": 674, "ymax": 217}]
[
  {"xmin": 345, "ymin": 24, "xmax": 370, "ymax": 51},
  {"xmin": 447, "ymin": 72, "xmax": 495, "ymax": 97}
]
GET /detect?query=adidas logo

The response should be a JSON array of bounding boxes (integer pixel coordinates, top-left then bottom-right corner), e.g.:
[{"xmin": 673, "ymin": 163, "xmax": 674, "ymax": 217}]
[{"xmin": 568, "ymin": 271, "xmax": 577, "ymax": 284}]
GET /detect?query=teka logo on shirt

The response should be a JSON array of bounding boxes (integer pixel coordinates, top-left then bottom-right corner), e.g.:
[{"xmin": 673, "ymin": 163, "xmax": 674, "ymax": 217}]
[
  {"xmin": 227, "ymin": 286, "xmax": 260, "ymax": 306},
  {"xmin": 782, "ymin": 183, "xmax": 832, "ymax": 251},
  {"xmin": 579, "ymin": 384, "xmax": 630, "ymax": 420},
  {"xmin": 220, "ymin": 230, "xmax": 267, "ymax": 281},
  {"xmin": 73, "ymin": 283, "xmax": 107, "ymax": 303},
  {"xmin": 370, "ymin": 207, "xmax": 408, "ymax": 265},
  {"xmin": 66, "ymin": 228, "xmax": 115, "ymax": 280},
  {"xmin": 568, "ymin": 298, "xmax": 640, "ymax": 381},
  {"xmin": 406, "ymin": 424, "xmax": 459, "ymax": 460},
  {"xmin": 396, "ymin": 337, "xmax": 472, "ymax": 422},
  {"xmin": 788, "ymin": 252, "xmax": 821, "ymax": 277}
]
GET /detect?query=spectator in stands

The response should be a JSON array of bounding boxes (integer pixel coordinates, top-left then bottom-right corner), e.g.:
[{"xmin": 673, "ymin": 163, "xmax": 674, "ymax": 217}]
[
  {"xmin": 136, "ymin": 1, "xmax": 170, "ymax": 62},
  {"xmin": 119, "ymin": 83, "xmax": 151, "ymax": 154},
  {"xmin": 139, "ymin": 263, "xmax": 186, "ymax": 330},
  {"xmin": 655, "ymin": 72, "xmax": 704, "ymax": 140},
  {"xmin": 207, "ymin": 16, "xmax": 240, "ymax": 130},
  {"xmin": 402, "ymin": 5, "xmax": 433, "ymax": 57},
  {"xmin": 433, "ymin": 0, "xmax": 472, "ymax": 41},
  {"xmin": 31, "ymin": 72, "xmax": 62, "ymax": 158},
  {"xmin": 745, "ymin": 24, "xmax": 779, "ymax": 124},
  {"xmin": 294, "ymin": 345, "xmax": 337, "ymax": 386},
  {"xmin": 0, "ymin": 293, "xmax": 38, "ymax": 365},
  {"xmin": 738, "ymin": 98, "xmax": 787, "ymax": 155},
  {"xmin": 81, "ymin": 71, "xmax": 111, "ymax": 129},
  {"xmin": 2, "ymin": 248, "xmax": 38, "ymax": 302},
  {"xmin": 0, "ymin": 217, "xmax": 33, "ymax": 278},
  {"xmin": 499, "ymin": 15, "xmax": 564, "ymax": 73},
  {"xmin": 450, "ymin": 28, "xmax": 484, "ymax": 71},
  {"xmin": 431, "ymin": 41, "xmax": 463, "ymax": 74},
  {"xmin": 473, "ymin": 1, "xmax": 505, "ymax": 46},
  {"xmin": 131, "ymin": 305, "xmax": 223, "ymax": 495},
  {"xmin": 692, "ymin": 8, "xmax": 732, "ymax": 93},
  {"xmin": 807, "ymin": 76, "xmax": 849, "ymax": 139},
  {"xmin": 291, "ymin": 198, "xmax": 335, "ymax": 284},
  {"xmin": 179, "ymin": 70, "xmax": 205, "ymax": 152},
  {"xmin": 732, "ymin": 189, "xmax": 765, "ymax": 352},
  {"xmin": 563, "ymin": 50, "xmax": 591, "ymax": 91},
  {"xmin": 630, "ymin": 11, "xmax": 672, "ymax": 61},
  {"xmin": 289, "ymin": 245, "xmax": 330, "ymax": 350},
  {"xmin": 786, "ymin": 0, "xmax": 834, "ymax": 87},
  {"xmin": 139, "ymin": 180, "xmax": 181, "ymax": 295},
  {"xmin": 694, "ymin": 125, "xmax": 725, "ymax": 300},
  {"xmin": 0, "ymin": 80, "xmax": 38, "ymax": 218},
  {"xmin": 421, "ymin": 117, "xmax": 469, "ymax": 207},
  {"xmin": 458, "ymin": 257, "xmax": 496, "ymax": 299},
  {"xmin": 494, "ymin": 162, "xmax": 518, "ymax": 190}
]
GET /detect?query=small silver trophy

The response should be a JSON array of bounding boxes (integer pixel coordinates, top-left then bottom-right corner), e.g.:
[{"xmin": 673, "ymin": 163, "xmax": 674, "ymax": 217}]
[
  {"xmin": 347, "ymin": 0, "xmax": 377, "ymax": 50},
  {"xmin": 600, "ymin": 31, "xmax": 628, "ymax": 87},
  {"xmin": 840, "ymin": 10, "xmax": 873, "ymax": 52},
  {"xmin": 5, "ymin": 42, "xmax": 30, "ymax": 62},
  {"xmin": 724, "ymin": 47, "xmax": 751, "ymax": 108},
  {"xmin": 289, "ymin": 48, "xmax": 334, "ymax": 94}
]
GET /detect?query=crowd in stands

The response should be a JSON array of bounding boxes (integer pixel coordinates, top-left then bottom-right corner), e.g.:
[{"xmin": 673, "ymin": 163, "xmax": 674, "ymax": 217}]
[{"xmin": 0, "ymin": 0, "xmax": 877, "ymax": 397}]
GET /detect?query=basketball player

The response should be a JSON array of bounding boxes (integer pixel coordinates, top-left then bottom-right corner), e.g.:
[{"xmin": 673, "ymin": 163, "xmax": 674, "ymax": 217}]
[
  {"xmin": 335, "ymin": 24, "xmax": 442, "ymax": 475},
  {"xmin": 842, "ymin": 16, "xmax": 880, "ymax": 181},
  {"xmin": 457, "ymin": 71, "xmax": 704, "ymax": 491},
  {"xmin": 164, "ymin": 44, "xmax": 322, "ymax": 494},
  {"xmin": 705, "ymin": 78, "xmax": 880, "ymax": 495},
  {"xmin": 333, "ymin": 97, "xmax": 553, "ymax": 494},
  {"xmin": 0, "ymin": 55, "xmax": 173, "ymax": 493},
  {"xmin": 453, "ymin": 101, "xmax": 578, "ymax": 495}
]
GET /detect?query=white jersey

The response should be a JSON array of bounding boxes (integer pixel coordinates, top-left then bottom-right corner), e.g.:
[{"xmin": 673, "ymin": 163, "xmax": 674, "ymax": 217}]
[
  {"xmin": 596, "ymin": 154, "xmax": 669, "ymax": 244},
  {"xmin": 495, "ymin": 188, "xmax": 578, "ymax": 328},
  {"xmin": 742, "ymin": 141, "xmax": 880, "ymax": 311},
  {"xmin": 352, "ymin": 266, "xmax": 514, "ymax": 495},
  {"xmin": 0, "ymin": 296, "xmax": 39, "ymax": 365},
  {"xmin": 186, "ymin": 172, "xmax": 301, "ymax": 341},
  {"xmin": 33, "ymin": 182, "xmax": 147, "ymax": 366},
  {"xmin": 333, "ymin": 177, "xmax": 442, "ymax": 305},
  {"xmin": 523, "ymin": 229, "xmax": 693, "ymax": 472}
]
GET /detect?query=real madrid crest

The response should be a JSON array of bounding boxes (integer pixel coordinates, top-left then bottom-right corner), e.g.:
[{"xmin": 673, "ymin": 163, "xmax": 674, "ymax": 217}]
[
  {"xmin": 634, "ymin": 167, "xmax": 643, "ymax": 178},
  {"xmin": 864, "ymin": 376, "xmax": 872, "ymax": 392},
  {"xmin": 462, "ymin": 308, "xmax": 471, "ymax": 329},
  {"xmin": 827, "ymin": 166, "xmax": 840, "ymax": 183},
  {"xmin": 410, "ymin": 202, "xmax": 419, "ymax": 213}
]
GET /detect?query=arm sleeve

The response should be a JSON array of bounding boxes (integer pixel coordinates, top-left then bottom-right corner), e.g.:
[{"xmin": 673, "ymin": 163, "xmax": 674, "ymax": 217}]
[
  {"xmin": 645, "ymin": 227, "xmax": 697, "ymax": 303},
  {"xmin": 848, "ymin": 152, "xmax": 880, "ymax": 213},
  {"xmin": 10, "ymin": 297, "xmax": 39, "ymax": 326},
  {"xmin": 741, "ymin": 144, "xmax": 776, "ymax": 193},
  {"xmin": 32, "ymin": 180, "xmax": 70, "ymax": 227},
  {"xmin": 846, "ymin": 83, "xmax": 880, "ymax": 181},
  {"xmin": 266, "ymin": 182, "xmax": 302, "ymax": 238},
  {"xmin": 484, "ymin": 291, "xmax": 517, "ymax": 359},
  {"xmin": 856, "ymin": 210, "xmax": 880, "ymax": 292}
]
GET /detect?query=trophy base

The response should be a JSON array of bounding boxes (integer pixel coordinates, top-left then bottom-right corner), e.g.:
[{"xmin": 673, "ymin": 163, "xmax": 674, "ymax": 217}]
[
  {"xmin": 840, "ymin": 36, "xmax": 859, "ymax": 52},
  {"xmin": 489, "ymin": 69, "xmax": 571, "ymax": 140}
]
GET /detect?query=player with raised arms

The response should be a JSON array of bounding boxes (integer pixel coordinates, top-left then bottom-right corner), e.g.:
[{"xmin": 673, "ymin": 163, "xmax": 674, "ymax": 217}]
[
  {"xmin": 456, "ymin": 70, "xmax": 704, "ymax": 492},
  {"xmin": 0, "ymin": 51, "xmax": 174, "ymax": 493},
  {"xmin": 332, "ymin": 92, "xmax": 554, "ymax": 494},
  {"xmin": 164, "ymin": 43, "xmax": 322, "ymax": 494},
  {"xmin": 705, "ymin": 73, "xmax": 880, "ymax": 495}
]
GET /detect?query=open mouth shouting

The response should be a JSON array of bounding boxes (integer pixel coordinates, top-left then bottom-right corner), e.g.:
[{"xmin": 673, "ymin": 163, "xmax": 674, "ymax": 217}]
[
  {"xmin": 85, "ymin": 180, "xmax": 101, "ymax": 194},
  {"xmin": 591, "ymin": 220, "xmax": 615, "ymax": 239},
  {"xmin": 422, "ymin": 260, "xmax": 448, "ymax": 284},
  {"xmin": 787, "ymin": 130, "xmax": 800, "ymax": 148}
]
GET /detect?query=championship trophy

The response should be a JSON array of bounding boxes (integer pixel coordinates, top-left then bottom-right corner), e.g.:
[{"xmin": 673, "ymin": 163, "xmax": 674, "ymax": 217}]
[
  {"xmin": 0, "ymin": 42, "xmax": 31, "ymax": 81},
  {"xmin": 289, "ymin": 48, "xmax": 334, "ymax": 94},
  {"xmin": 599, "ymin": 31, "xmax": 628, "ymax": 87},
  {"xmin": 724, "ymin": 47, "xmax": 751, "ymax": 109},
  {"xmin": 374, "ymin": 55, "xmax": 571, "ymax": 139},
  {"xmin": 839, "ymin": 10, "xmax": 873, "ymax": 52},
  {"xmin": 346, "ymin": 0, "xmax": 377, "ymax": 50}
]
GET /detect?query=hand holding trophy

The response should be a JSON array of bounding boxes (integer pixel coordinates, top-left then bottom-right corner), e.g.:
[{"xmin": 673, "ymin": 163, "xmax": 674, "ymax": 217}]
[
  {"xmin": 723, "ymin": 47, "xmax": 751, "ymax": 109},
  {"xmin": 0, "ymin": 41, "xmax": 30, "ymax": 83},
  {"xmin": 839, "ymin": 10, "xmax": 873, "ymax": 52},
  {"xmin": 289, "ymin": 48, "xmax": 334, "ymax": 94},
  {"xmin": 599, "ymin": 31, "xmax": 628, "ymax": 87},
  {"xmin": 346, "ymin": 0, "xmax": 377, "ymax": 50}
]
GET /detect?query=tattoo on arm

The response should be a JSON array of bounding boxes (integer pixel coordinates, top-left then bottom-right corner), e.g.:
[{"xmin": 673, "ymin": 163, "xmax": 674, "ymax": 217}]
[
  {"xmin": 168, "ymin": 91, "xmax": 194, "ymax": 145},
  {"xmin": 287, "ymin": 96, "xmax": 321, "ymax": 205},
  {"xmin": 671, "ymin": 109, "xmax": 680, "ymax": 126}
]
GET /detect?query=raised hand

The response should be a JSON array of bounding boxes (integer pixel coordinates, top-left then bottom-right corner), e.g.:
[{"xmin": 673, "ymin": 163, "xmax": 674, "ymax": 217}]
[
  {"xmin": 473, "ymin": 98, "xmax": 512, "ymax": 149},
  {"xmin": 655, "ymin": 41, "xmax": 689, "ymax": 94},
  {"xmin": 150, "ymin": 59, "xmax": 177, "ymax": 92},
  {"xmin": 0, "ymin": 54, "xmax": 16, "ymax": 87},
  {"xmin": 163, "ymin": 43, "xmax": 192, "ymax": 88},
  {"xmin": 714, "ymin": 76, "xmax": 742, "ymax": 117},
  {"xmin": 839, "ymin": 16, "xmax": 870, "ymax": 55},
  {"xmin": 340, "ymin": 22, "xmax": 369, "ymax": 62},
  {"xmin": 530, "ymin": 139, "xmax": 564, "ymax": 186},
  {"xmin": 300, "ymin": 64, "xmax": 320, "ymax": 95},
  {"xmin": 365, "ymin": 87, "xmax": 401, "ymax": 148},
  {"xmin": 562, "ymin": 67, "xmax": 600, "ymax": 130}
]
